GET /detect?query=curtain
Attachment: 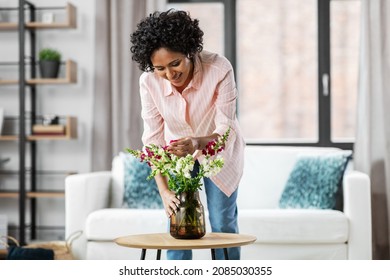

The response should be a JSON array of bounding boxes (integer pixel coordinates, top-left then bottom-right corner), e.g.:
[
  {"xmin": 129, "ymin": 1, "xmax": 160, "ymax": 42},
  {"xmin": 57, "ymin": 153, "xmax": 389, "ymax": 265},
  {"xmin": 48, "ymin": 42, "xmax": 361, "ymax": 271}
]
[
  {"xmin": 354, "ymin": 0, "xmax": 390, "ymax": 259},
  {"xmin": 91, "ymin": 0, "xmax": 166, "ymax": 171}
]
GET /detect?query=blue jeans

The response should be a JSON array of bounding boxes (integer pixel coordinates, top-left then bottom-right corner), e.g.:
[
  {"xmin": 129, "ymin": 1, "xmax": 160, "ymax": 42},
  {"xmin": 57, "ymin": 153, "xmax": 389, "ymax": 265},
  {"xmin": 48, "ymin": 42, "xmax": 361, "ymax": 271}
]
[{"xmin": 167, "ymin": 162, "xmax": 240, "ymax": 260}]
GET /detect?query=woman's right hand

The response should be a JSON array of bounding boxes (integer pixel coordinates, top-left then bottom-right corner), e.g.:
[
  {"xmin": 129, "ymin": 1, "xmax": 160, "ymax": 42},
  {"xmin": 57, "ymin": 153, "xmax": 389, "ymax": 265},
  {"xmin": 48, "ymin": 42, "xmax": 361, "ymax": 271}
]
[
  {"xmin": 160, "ymin": 188, "xmax": 181, "ymax": 218},
  {"xmin": 153, "ymin": 171, "xmax": 180, "ymax": 217}
]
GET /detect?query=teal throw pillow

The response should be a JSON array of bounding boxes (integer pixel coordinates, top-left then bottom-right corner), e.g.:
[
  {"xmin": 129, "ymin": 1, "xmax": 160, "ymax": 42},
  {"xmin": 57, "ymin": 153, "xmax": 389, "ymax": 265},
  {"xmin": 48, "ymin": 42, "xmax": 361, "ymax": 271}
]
[
  {"xmin": 279, "ymin": 151, "xmax": 352, "ymax": 210},
  {"xmin": 121, "ymin": 153, "xmax": 163, "ymax": 209}
]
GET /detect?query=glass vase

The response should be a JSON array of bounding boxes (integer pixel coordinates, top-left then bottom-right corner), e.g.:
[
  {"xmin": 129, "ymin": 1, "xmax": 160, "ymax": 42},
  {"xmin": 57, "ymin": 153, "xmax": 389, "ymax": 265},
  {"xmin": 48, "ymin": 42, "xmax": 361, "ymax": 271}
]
[{"xmin": 170, "ymin": 191, "xmax": 206, "ymax": 239}]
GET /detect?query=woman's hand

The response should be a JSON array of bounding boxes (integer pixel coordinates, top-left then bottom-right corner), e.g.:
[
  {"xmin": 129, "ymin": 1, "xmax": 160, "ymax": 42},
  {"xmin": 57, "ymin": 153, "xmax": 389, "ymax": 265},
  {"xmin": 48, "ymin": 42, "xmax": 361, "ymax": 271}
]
[
  {"xmin": 167, "ymin": 137, "xmax": 199, "ymax": 157},
  {"xmin": 160, "ymin": 188, "xmax": 181, "ymax": 218},
  {"xmin": 167, "ymin": 133, "xmax": 220, "ymax": 157},
  {"xmin": 154, "ymin": 174, "xmax": 180, "ymax": 217}
]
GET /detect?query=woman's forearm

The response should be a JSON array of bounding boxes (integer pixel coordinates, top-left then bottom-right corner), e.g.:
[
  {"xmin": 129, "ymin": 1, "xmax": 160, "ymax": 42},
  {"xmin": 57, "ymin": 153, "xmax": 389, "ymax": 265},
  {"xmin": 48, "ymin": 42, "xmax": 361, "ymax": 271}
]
[{"xmin": 193, "ymin": 133, "xmax": 220, "ymax": 150}]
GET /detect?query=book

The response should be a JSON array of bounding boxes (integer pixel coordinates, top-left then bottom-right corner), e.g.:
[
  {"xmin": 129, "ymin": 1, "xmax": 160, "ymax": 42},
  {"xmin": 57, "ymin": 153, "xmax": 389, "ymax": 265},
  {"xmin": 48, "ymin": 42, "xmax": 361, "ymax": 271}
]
[{"xmin": 32, "ymin": 124, "xmax": 65, "ymax": 134}]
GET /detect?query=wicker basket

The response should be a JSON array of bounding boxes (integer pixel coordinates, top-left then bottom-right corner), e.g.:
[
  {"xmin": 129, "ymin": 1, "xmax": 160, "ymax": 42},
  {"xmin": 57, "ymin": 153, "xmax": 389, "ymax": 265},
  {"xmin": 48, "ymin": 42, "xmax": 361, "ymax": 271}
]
[{"xmin": 1, "ymin": 230, "xmax": 82, "ymax": 260}]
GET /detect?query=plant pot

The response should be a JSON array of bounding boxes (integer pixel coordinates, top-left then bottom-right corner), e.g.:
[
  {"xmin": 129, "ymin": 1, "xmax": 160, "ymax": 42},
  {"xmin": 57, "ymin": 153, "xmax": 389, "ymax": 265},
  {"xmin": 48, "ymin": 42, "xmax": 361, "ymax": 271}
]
[
  {"xmin": 39, "ymin": 60, "xmax": 60, "ymax": 78},
  {"xmin": 170, "ymin": 191, "xmax": 206, "ymax": 239}
]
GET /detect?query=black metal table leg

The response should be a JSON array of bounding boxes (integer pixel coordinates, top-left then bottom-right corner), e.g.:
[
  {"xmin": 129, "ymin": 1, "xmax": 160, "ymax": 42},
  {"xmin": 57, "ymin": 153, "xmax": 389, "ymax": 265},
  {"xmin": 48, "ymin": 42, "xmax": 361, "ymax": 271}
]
[
  {"xmin": 223, "ymin": 248, "xmax": 229, "ymax": 260},
  {"xmin": 140, "ymin": 249, "xmax": 146, "ymax": 260},
  {"xmin": 156, "ymin": 249, "xmax": 161, "ymax": 260},
  {"xmin": 211, "ymin": 248, "xmax": 216, "ymax": 260}
]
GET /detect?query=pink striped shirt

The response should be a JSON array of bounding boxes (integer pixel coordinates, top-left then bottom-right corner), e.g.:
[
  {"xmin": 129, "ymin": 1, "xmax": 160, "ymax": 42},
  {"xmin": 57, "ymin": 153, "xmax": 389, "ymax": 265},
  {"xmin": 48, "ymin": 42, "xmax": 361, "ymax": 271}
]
[{"xmin": 139, "ymin": 50, "xmax": 245, "ymax": 196}]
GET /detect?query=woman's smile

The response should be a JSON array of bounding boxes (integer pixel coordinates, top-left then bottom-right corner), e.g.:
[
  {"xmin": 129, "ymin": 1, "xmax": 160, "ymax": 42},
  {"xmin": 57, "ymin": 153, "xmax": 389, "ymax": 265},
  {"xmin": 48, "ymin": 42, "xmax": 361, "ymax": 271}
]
[
  {"xmin": 170, "ymin": 73, "xmax": 182, "ymax": 83},
  {"xmin": 151, "ymin": 47, "xmax": 194, "ymax": 92}
]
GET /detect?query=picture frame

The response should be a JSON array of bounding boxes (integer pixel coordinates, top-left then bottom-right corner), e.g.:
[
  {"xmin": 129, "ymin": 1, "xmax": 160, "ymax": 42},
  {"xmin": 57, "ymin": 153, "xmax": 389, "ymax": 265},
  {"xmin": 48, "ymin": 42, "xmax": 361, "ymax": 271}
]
[{"xmin": 0, "ymin": 107, "xmax": 4, "ymax": 135}]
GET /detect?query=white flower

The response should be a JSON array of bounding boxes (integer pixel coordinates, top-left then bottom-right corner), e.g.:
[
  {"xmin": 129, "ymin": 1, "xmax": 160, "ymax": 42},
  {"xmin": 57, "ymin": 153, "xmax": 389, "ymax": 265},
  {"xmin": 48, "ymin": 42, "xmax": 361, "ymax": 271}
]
[
  {"xmin": 202, "ymin": 156, "xmax": 224, "ymax": 178},
  {"xmin": 184, "ymin": 170, "xmax": 192, "ymax": 179},
  {"xmin": 175, "ymin": 159, "xmax": 183, "ymax": 173}
]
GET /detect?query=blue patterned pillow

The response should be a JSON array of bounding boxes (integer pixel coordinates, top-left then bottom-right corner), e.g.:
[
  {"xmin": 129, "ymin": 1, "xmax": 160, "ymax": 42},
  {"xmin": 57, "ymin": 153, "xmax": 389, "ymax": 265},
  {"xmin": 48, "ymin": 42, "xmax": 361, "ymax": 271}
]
[
  {"xmin": 279, "ymin": 151, "xmax": 352, "ymax": 209},
  {"xmin": 121, "ymin": 153, "xmax": 163, "ymax": 209}
]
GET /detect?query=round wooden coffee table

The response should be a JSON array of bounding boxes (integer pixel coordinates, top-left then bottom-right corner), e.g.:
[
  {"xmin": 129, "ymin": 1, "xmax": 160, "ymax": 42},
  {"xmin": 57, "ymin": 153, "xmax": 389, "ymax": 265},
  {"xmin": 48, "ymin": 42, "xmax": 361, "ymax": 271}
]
[{"xmin": 115, "ymin": 232, "xmax": 257, "ymax": 260}]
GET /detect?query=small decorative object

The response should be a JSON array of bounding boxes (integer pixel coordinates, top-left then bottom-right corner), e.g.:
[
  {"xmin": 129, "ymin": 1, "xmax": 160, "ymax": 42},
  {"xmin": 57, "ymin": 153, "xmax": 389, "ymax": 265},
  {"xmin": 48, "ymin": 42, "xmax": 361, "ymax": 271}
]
[
  {"xmin": 126, "ymin": 127, "xmax": 231, "ymax": 239},
  {"xmin": 38, "ymin": 48, "xmax": 61, "ymax": 78},
  {"xmin": 42, "ymin": 12, "xmax": 54, "ymax": 23},
  {"xmin": 42, "ymin": 114, "xmax": 59, "ymax": 126}
]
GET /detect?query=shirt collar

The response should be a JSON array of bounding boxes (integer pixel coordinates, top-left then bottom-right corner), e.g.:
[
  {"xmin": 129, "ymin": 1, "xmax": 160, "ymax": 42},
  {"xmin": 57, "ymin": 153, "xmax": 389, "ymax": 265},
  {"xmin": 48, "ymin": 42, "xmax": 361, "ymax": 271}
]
[{"xmin": 163, "ymin": 81, "xmax": 173, "ymax": 96}]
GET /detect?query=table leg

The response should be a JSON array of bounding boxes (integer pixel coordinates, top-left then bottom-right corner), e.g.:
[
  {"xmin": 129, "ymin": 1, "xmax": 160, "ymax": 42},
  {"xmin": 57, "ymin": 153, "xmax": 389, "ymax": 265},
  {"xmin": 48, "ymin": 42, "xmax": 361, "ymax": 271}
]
[
  {"xmin": 156, "ymin": 249, "xmax": 161, "ymax": 260},
  {"xmin": 223, "ymin": 248, "xmax": 229, "ymax": 260},
  {"xmin": 140, "ymin": 249, "xmax": 146, "ymax": 260},
  {"xmin": 211, "ymin": 248, "xmax": 216, "ymax": 260}
]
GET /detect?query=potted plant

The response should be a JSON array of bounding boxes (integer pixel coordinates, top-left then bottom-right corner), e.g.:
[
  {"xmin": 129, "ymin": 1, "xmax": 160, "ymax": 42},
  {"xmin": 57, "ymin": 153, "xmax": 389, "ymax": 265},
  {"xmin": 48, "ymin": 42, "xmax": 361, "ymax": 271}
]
[{"xmin": 38, "ymin": 48, "xmax": 61, "ymax": 78}]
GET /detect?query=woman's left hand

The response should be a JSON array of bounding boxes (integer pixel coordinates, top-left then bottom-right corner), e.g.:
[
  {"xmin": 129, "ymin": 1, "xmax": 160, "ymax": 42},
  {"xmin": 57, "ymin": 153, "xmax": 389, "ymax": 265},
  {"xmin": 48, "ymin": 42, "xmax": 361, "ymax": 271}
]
[{"xmin": 167, "ymin": 137, "xmax": 199, "ymax": 157}]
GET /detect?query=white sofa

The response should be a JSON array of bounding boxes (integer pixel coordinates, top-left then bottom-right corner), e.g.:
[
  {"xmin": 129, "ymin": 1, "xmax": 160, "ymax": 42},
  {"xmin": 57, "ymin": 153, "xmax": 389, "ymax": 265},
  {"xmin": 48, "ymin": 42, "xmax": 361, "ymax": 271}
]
[{"xmin": 65, "ymin": 146, "xmax": 372, "ymax": 260}]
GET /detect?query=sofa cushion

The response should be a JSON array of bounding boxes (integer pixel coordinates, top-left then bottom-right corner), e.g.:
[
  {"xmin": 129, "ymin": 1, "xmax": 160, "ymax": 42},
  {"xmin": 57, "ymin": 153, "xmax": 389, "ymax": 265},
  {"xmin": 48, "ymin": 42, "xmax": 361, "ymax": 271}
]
[
  {"xmin": 238, "ymin": 209, "xmax": 348, "ymax": 243},
  {"xmin": 120, "ymin": 152, "xmax": 163, "ymax": 209},
  {"xmin": 85, "ymin": 209, "xmax": 167, "ymax": 240},
  {"xmin": 279, "ymin": 151, "xmax": 352, "ymax": 209}
]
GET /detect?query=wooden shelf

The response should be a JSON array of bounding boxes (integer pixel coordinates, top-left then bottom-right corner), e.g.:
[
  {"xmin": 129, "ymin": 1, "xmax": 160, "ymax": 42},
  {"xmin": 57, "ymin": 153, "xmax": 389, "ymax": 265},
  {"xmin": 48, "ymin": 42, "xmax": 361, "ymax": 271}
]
[
  {"xmin": 29, "ymin": 116, "xmax": 77, "ymax": 140},
  {"xmin": 0, "ymin": 191, "xmax": 64, "ymax": 198},
  {"xmin": 0, "ymin": 116, "xmax": 77, "ymax": 141},
  {"xmin": 0, "ymin": 3, "xmax": 76, "ymax": 30},
  {"xmin": 28, "ymin": 60, "xmax": 77, "ymax": 84},
  {"xmin": 0, "ymin": 191, "xmax": 18, "ymax": 198},
  {"xmin": 0, "ymin": 135, "xmax": 17, "ymax": 141},
  {"xmin": 0, "ymin": 60, "xmax": 77, "ymax": 85},
  {"xmin": 0, "ymin": 22, "xmax": 17, "ymax": 30},
  {"xmin": 0, "ymin": 79, "xmax": 19, "ymax": 85},
  {"xmin": 27, "ymin": 192, "xmax": 65, "ymax": 198}
]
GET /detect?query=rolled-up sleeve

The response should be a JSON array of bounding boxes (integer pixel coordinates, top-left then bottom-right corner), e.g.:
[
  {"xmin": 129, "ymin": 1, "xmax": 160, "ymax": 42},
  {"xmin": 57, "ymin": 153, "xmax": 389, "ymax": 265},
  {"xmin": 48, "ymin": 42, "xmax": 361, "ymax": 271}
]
[{"xmin": 213, "ymin": 65, "xmax": 238, "ymax": 144}]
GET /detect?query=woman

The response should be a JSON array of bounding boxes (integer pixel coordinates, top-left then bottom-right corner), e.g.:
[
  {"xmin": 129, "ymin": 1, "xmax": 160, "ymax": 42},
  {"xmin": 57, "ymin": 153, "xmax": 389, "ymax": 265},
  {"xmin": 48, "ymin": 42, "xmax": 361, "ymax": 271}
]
[{"xmin": 130, "ymin": 9, "xmax": 245, "ymax": 260}]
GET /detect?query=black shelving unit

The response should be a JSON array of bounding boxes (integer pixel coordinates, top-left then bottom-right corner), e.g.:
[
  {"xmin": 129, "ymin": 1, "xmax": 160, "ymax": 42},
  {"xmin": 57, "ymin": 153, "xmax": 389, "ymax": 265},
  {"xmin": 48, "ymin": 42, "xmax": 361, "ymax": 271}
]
[
  {"xmin": 0, "ymin": 1, "xmax": 77, "ymax": 245},
  {"xmin": 18, "ymin": 0, "xmax": 34, "ymax": 245}
]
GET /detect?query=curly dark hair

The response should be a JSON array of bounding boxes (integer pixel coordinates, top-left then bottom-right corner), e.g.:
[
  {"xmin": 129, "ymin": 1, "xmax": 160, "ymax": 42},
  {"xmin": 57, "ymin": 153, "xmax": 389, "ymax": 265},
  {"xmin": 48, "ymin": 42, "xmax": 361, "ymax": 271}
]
[{"xmin": 130, "ymin": 9, "xmax": 204, "ymax": 72}]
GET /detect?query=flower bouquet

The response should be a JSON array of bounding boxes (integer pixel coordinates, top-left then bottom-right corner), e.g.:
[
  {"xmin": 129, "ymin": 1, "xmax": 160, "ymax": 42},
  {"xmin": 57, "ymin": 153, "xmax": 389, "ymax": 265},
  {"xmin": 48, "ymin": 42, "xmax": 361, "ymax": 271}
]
[{"xmin": 125, "ymin": 127, "xmax": 231, "ymax": 239}]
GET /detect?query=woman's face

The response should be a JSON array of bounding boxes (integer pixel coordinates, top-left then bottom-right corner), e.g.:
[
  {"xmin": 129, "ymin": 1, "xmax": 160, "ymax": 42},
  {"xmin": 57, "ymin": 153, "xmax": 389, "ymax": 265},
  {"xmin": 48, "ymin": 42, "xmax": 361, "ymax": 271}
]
[{"xmin": 151, "ymin": 48, "xmax": 194, "ymax": 92}]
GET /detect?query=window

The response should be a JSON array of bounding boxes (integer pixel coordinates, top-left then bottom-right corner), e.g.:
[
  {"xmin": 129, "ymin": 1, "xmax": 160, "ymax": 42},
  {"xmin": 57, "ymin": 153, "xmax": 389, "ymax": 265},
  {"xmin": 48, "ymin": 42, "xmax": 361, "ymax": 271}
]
[
  {"xmin": 237, "ymin": 0, "xmax": 318, "ymax": 143},
  {"xmin": 167, "ymin": 2, "xmax": 225, "ymax": 55},
  {"xmin": 168, "ymin": 0, "xmax": 361, "ymax": 149},
  {"xmin": 330, "ymin": 1, "xmax": 360, "ymax": 142}
]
